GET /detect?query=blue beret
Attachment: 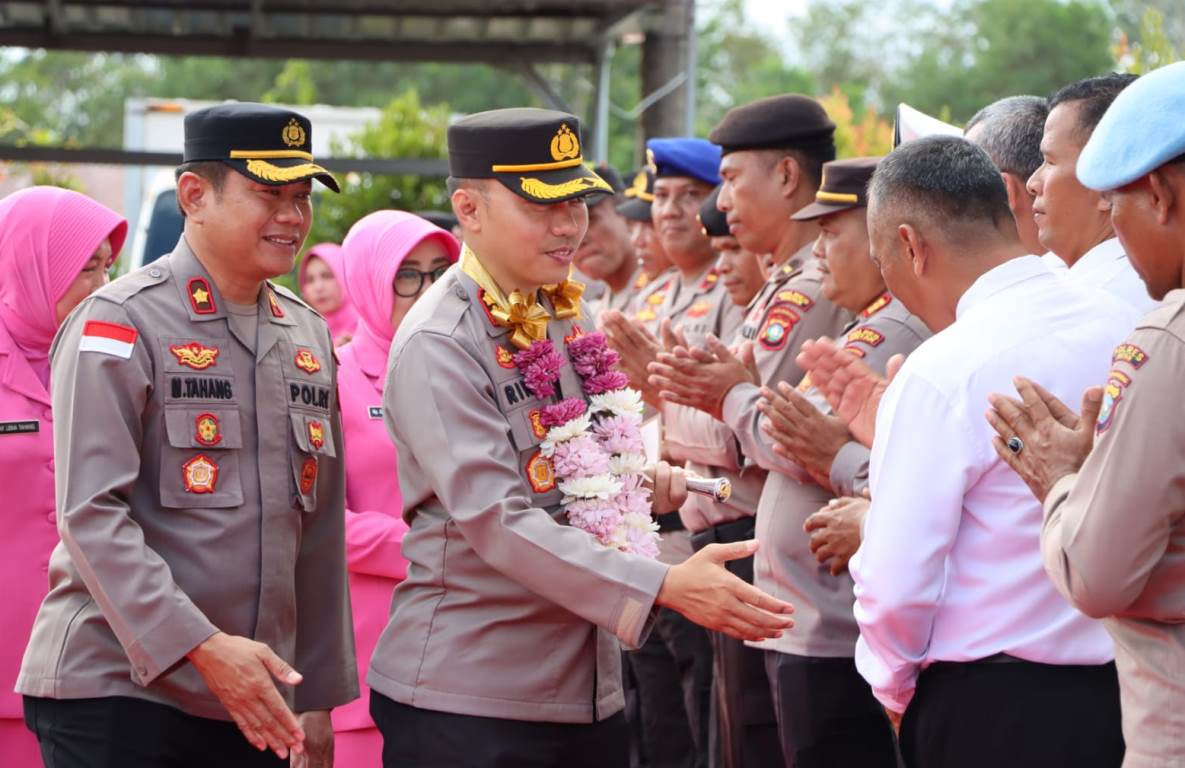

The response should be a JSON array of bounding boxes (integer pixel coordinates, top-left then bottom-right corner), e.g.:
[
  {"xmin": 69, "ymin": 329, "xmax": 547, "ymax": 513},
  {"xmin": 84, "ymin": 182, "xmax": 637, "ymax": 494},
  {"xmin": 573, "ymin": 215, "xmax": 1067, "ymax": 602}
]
[
  {"xmin": 646, "ymin": 138, "xmax": 721, "ymax": 186},
  {"xmin": 1077, "ymin": 62, "xmax": 1185, "ymax": 191}
]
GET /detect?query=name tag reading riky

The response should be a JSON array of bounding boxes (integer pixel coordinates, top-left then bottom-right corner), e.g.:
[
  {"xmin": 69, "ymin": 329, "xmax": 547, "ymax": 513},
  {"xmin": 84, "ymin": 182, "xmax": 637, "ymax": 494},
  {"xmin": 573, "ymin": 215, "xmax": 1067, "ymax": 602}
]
[{"xmin": 0, "ymin": 420, "xmax": 39, "ymax": 435}]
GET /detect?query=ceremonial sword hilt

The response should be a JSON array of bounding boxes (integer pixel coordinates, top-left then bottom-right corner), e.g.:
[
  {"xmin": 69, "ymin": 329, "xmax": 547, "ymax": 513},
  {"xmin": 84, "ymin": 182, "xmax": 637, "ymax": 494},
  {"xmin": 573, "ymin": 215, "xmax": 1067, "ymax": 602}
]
[{"xmin": 686, "ymin": 475, "xmax": 732, "ymax": 503}]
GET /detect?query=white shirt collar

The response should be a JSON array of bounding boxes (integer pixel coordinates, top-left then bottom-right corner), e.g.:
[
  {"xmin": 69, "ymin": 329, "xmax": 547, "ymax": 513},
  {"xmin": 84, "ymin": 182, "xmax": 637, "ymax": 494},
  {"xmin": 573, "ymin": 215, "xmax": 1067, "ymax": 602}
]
[
  {"xmin": 1070, "ymin": 237, "xmax": 1125, "ymax": 276},
  {"xmin": 955, "ymin": 255, "xmax": 1048, "ymax": 321}
]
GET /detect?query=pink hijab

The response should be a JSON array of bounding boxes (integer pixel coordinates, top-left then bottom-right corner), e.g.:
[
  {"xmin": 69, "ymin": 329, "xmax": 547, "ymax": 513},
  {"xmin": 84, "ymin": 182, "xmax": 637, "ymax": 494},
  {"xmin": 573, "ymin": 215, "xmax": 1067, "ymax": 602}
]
[
  {"xmin": 340, "ymin": 211, "xmax": 460, "ymax": 375},
  {"xmin": 0, "ymin": 186, "xmax": 127, "ymax": 387},
  {"xmin": 299, "ymin": 243, "xmax": 358, "ymax": 344}
]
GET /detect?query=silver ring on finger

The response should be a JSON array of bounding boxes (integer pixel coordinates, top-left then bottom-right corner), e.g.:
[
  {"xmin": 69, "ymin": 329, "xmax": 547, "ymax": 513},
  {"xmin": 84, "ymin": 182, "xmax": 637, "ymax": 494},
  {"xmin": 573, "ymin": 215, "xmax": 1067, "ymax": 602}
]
[{"xmin": 1007, "ymin": 436, "xmax": 1024, "ymax": 454}]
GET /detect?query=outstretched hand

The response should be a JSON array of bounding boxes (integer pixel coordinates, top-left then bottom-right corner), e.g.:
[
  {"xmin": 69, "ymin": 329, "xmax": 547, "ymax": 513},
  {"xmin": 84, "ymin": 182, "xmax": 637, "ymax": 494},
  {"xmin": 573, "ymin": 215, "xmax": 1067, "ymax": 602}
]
[{"xmin": 658, "ymin": 540, "xmax": 795, "ymax": 642}]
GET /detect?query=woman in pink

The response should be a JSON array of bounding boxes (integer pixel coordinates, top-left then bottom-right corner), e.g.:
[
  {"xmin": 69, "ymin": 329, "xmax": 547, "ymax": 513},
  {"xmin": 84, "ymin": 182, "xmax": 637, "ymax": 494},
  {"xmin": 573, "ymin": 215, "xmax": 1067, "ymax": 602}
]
[
  {"xmin": 333, "ymin": 211, "xmax": 459, "ymax": 766},
  {"xmin": 299, "ymin": 242, "xmax": 359, "ymax": 345},
  {"xmin": 0, "ymin": 187, "xmax": 126, "ymax": 767}
]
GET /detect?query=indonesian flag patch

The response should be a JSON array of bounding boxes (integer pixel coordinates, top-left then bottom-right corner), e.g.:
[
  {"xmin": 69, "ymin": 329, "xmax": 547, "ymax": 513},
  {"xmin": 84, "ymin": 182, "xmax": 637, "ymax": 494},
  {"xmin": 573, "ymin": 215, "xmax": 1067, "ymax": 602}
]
[{"xmin": 79, "ymin": 320, "xmax": 138, "ymax": 359}]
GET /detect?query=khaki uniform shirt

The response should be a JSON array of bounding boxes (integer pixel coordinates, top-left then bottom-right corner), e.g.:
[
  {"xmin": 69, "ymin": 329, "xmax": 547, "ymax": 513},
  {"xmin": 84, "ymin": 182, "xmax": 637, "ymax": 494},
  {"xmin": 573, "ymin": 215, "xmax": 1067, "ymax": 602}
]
[
  {"xmin": 368, "ymin": 267, "xmax": 669, "ymax": 724},
  {"xmin": 590, "ymin": 269, "xmax": 647, "ymax": 326},
  {"xmin": 627, "ymin": 268, "xmax": 678, "ymax": 336},
  {"xmin": 1043, "ymin": 290, "xmax": 1185, "ymax": 767},
  {"xmin": 658, "ymin": 264, "xmax": 760, "ymax": 534},
  {"xmin": 671, "ymin": 250, "xmax": 851, "ymax": 534},
  {"xmin": 726, "ymin": 293, "xmax": 930, "ymax": 657},
  {"xmin": 16, "ymin": 239, "xmax": 357, "ymax": 719}
]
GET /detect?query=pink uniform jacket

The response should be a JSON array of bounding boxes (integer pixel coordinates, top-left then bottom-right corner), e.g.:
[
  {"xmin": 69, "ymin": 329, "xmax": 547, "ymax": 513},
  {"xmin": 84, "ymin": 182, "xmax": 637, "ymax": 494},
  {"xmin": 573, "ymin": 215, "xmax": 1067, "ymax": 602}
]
[
  {"xmin": 0, "ymin": 186, "xmax": 126, "ymax": 724},
  {"xmin": 331, "ymin": 210, "xmax": 460, "ymax": 734},
  {"xmin": 331, "ymin": 339, "xmax": 409, "ymax": 732}
]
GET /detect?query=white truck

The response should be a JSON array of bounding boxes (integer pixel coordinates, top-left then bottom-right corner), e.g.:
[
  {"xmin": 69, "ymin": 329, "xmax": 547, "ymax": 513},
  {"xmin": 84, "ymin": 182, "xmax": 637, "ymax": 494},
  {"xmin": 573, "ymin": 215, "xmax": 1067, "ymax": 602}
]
[{"xmin": 121, "ymin": 98, "xmax": 381, "ymax": 273}]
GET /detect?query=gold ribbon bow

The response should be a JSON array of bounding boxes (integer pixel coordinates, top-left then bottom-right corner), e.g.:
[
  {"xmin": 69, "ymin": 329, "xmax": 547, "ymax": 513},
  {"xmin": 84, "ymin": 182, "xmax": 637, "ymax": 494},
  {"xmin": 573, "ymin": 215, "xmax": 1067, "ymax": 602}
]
[
  {"xmin": 542, "ymin": 278, "xmax": 585, "ymax": 320},
  {"xmin": 461, "ymin": 246, "xmax": 555, "ymax": 349}
]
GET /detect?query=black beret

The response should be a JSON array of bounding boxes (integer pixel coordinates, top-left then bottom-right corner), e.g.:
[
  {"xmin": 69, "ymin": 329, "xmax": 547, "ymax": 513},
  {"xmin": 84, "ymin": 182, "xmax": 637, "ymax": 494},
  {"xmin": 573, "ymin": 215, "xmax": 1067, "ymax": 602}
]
[
  {"xmin": 709, "ymin": 94, "xmax": 837, "ymax": 160},
  {"xmin": 697, "ymin": 185, "xmax": 729, "ymax": 237}
]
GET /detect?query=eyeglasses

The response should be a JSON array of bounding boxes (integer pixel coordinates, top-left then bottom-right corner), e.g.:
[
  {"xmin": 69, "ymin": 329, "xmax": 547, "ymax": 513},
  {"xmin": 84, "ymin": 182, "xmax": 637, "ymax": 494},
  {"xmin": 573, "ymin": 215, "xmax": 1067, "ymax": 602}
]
[{"xmin": 394, "ymin": 265, "xmax": 450, "ymax": 298}]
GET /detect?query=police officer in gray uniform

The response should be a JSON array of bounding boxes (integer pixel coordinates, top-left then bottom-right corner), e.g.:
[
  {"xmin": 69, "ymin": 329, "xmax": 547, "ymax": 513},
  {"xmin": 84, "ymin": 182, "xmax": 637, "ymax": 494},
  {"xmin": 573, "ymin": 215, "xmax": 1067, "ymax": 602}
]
[
  {"xmin": 18, "ymin": 104, "xmax": 357, "ymax": 768},
  {"xmin": 367, "ymin": 107, "xmax": 794, "ymax": 768}
]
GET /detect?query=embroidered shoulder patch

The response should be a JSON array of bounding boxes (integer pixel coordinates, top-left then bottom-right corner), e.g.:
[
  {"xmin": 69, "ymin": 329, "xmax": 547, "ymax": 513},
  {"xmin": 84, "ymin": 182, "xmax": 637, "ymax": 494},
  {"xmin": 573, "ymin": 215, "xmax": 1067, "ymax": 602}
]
[
  {"xmin": 758, "ymin": 305, "xmax": 800, "ymax": 351},
  {"xmin": 776, "ymin": 290, "xmax": 814, "ymax": 310},
  {"xmin": 1096, "ymin": 370, "xmax": 1132, "ymax": 434},
  {"xmin": 1112, "ymin": 343, "xmax": 1148, "ymax": 369},
  {"xmin": 846, "ymin": 327, "xmax": 885, "ymax": 348},
  {"xmin": 80, "ymin": 320, "xmax": 138, "ymax": 359}
]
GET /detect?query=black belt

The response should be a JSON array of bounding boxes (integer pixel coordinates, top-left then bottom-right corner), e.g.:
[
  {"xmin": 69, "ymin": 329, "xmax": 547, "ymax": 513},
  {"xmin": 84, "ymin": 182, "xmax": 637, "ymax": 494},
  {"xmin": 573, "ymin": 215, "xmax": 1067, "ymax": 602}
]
[
  {"xmin": 655, "ymin": 511, "xmax": 684, "ymax": 533},
  {"xmin": 689, "ymin": 516, "xmax": 755, "ymax": 550}
]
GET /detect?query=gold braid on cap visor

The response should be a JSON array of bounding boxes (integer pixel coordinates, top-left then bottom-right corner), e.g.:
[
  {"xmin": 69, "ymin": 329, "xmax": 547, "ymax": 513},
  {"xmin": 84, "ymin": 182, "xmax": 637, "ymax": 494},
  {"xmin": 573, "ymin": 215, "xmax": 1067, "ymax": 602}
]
[
  {"xmin": 519, "ymin": 175, "xmax": 613, "ymax": 200},
  {"xmin": 244, "ymin": 158, "xmax": 330, "ymax": 183}
]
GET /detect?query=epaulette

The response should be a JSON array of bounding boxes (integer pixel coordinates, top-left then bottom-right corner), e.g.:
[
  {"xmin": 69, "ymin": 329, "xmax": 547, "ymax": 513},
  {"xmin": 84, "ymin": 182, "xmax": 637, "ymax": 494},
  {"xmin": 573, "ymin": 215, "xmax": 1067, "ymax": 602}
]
[
  {"xmin": 269, "ymin": 281, "xmax": 318, "ymax": 316},
  {"xmin": 95, "ymin": 262, "xmax": 171, "ymax": 305}
]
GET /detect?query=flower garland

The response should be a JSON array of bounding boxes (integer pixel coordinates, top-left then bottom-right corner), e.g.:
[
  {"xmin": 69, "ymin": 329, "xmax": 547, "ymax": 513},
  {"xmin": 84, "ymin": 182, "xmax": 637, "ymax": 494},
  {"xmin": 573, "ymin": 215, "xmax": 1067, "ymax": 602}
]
[{"xmin": 514, "ymin": 331, "xmax": 661, "ymax": 558}]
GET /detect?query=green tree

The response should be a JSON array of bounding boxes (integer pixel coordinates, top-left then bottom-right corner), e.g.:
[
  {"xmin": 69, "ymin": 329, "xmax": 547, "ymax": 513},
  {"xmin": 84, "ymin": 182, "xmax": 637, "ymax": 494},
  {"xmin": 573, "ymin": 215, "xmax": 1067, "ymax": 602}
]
[
  {"xmin": 883, "ymin": 0, "xmax": 1115, "ymax": 121},
  {"xmin": 1115, "ymin": 8, "xmax": 1181, "ymax": 73},
  {"xmin": 306, "ymin": 89, "xmax": 451, "ymax": 248}
]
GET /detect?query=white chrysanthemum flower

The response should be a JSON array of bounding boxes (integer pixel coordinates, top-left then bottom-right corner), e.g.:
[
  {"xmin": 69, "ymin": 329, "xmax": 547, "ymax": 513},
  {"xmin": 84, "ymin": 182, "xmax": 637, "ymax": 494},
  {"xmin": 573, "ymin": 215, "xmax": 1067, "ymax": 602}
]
[
  {"xmin": 540, "ymin": 414, "xmax": 592, "ymax": 455},
  {"xmin": 608, "ymin": 452, "xmax": 647, "ymax": 476},
  {"xmin": 559, "ymin": 473, "xmax": 622, "ymax": 501},
  {"xmin": 589, "ymin": 389, "xmax": 645, "ymax": 420}
]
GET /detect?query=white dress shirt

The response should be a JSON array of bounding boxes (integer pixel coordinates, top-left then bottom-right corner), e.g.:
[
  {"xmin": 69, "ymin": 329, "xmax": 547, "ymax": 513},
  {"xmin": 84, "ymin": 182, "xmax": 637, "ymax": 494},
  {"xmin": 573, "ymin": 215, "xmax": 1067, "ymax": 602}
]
[
  {"xmin": 852, "ymin": 256, "xmax": 1141, "ymax": 712},
  {"xmin": 1067, "ymin": 237, "xmax": 1158, "ymax": 316}
]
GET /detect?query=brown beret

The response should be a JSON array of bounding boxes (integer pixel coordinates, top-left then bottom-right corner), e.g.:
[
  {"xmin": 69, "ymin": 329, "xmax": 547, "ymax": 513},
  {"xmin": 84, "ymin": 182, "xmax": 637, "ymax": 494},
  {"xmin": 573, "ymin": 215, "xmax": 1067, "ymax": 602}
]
[
  {"xmin": 791, "ymin": 156, "xmax": 882, "ymax": 220},
  {"xmin": 709, "ymin": 94, "xmax": 837, "ymax": 159}
]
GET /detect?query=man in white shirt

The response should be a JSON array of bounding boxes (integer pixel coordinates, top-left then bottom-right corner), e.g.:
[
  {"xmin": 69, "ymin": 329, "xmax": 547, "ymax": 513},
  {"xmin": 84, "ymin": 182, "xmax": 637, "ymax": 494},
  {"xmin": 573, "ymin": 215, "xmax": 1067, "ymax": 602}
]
[
  {"xmin": 854, "ymin": 136, "xmax": 1136, "ymax": 767},
  {"xmin": 964, "ymin": 95, "xmax": 1049, "ymax": 261},
  {"xmin": 1028, "ymin": 74, "xmax": 1156, "ymax": 314}
]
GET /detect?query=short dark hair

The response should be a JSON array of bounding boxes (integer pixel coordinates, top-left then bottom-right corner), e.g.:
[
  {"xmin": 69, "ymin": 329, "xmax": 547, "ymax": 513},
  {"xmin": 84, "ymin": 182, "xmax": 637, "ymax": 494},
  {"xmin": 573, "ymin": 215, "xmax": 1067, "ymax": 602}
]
[
  {"xmin": 174, "ymin": 161, "xmax": 231, "ymax": 218},
  {"xmin": 1048, "ymin": 73, "xmax": 1138, "ymax": 142},
  {"xmin": 964, "ymin": 95, "xmax": 1049, "ymax": 180},
  {"xmin": 869, "ymin": 136, "xmax": 1014, "ymax": 238}
]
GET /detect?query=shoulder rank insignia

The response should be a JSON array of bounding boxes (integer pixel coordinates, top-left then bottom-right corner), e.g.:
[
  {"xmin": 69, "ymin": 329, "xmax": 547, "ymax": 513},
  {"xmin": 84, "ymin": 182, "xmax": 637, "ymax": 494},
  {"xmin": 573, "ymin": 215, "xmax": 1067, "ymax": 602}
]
[
  {"xmin": 495, "ymin": 345, "xmax": 517, "ymax": 369},
  {"xmin": 1111, "ymin": 343, "xmax": 1148, "ymax": 369},
  {"xmin": 528, "ymin": 409, "xmax": 548, "ymax": 439},
  {"xmin": 194, "ymin": 413, "xmax": 222, "ymax": 447},
  {"xmin": 687, "ymin": 300, "xmax": 712, "ymax": 318},
  {"xmin": 860, "ymin": 292, "xmax": 892, "ymax": 318},
  {"xmin": 307, "ymin": 419, "xmax": 325, "ymax": 450},
  {"xmin": 294, "ymin": 348, "xmax": 322, "ymax": 374},
  {"xmin": 1096, "ymin": 370, "xmax": 1132, "ymax": 434},
  {"xmin": 268, "ymin": 290, "xmax": 285, "ymax": 318},
  {"xmin": 758, "ymin": 305, "xmax": 800, "ymax": 351},
  {"xmin": 299, "ymin": 456, "xmax": 318, "ymax": 495},
  {"xmin": 698, "ymin": 269, "xmax": 720, "ymax": 292},
  {"xmin": 170, "ymin": 341, "xmax": 220, "ymax": 370},
  {"xmin": 776, "ymin": 290, "xmax": 814, "ymax": 310},
  {"xmin": 187, "ymin": 278, "xmax": 216, "ymax": 315},
  {"xmin": 182, "ymin": 454, "xmax": 219, "ymax": 493},
  {"xmin": 846, "ymin": 327, "xmax": 885, "ymax": 348},
  {"xmin": 526, "ymin": 450, "xmax": 557, "ymax": 494}
]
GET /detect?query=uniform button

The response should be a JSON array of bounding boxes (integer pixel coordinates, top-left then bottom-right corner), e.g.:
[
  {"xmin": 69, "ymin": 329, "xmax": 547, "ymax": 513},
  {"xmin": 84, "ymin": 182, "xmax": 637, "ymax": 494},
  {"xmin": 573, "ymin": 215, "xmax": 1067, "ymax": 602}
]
[
  {"xmin": 453, "ymin": 285, "xmax": 467, "ymax": 300},
  {"xmin": 149, "ymin": 268, "xmax": 162, "ymax": 278}
]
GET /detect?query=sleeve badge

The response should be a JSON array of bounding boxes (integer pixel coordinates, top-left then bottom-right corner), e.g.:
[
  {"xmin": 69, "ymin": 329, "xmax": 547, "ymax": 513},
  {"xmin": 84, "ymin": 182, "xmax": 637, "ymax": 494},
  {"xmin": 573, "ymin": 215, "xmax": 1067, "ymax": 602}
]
[
  {"xmin": 758, "ymin": 305, "xmax": 800, "ymax": 351},
  {"xmin": 846, "ymin": 327, "xmax": 886, "ymax": 348},
  {"xmin": 1096, "ymin": 370, "xmax": 1132, "ymax": 434},
  {"xmin": 1111, "ymin": 343, "xmax": 1148, "ymax": 369}
]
